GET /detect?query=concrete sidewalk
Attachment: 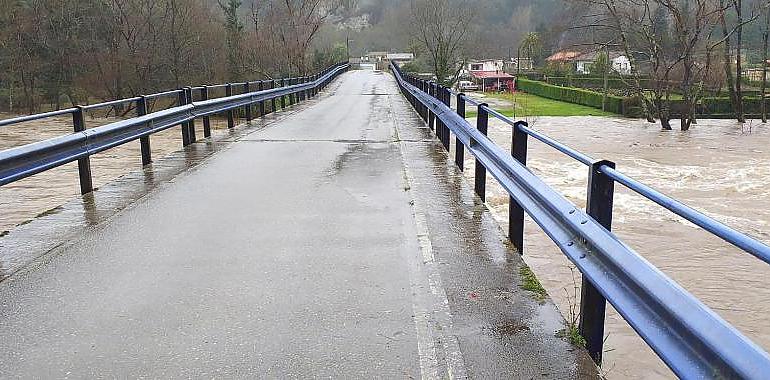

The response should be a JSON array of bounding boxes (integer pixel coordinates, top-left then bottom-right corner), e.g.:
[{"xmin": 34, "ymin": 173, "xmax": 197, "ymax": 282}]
[{"xmin": 0, "ymin": 70, "xmax": 596, "ymax": 378}]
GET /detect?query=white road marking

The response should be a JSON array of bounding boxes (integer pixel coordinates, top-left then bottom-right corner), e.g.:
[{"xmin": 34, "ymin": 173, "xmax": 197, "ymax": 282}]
[{"xmin": 389, "ymin": 92, "xmax": 469, "ymax": 380}]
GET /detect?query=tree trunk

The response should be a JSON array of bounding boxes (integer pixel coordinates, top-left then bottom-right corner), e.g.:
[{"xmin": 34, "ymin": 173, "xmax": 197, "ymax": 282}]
[
  {"xmin": 734, "ymin": 0, "xmax": 745, "ymax": 122},
  {"xmin": 8, "ymin": 75, "xmax": 13, "ymax": 113},
  {"xmin": 660, "ymin": 116, "xmax": 672, "ymax": 130},
  {"xmin": 762, "ymin": 6, "xmax": 769, "ymax": 123},
  {"xmin": 657, "ymin": 97, "xmax": 672, "ymax": 130},
  {"xmin": 602, "ymin": 48, "xmax": 609, "ymax": 112},
  {"xmin": 720, "ymin": 2, "xmax": 740, "ymax": 120}
]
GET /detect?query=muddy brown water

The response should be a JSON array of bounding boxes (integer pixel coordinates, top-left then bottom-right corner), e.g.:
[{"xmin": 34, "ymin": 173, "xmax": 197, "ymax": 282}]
[
  {"xmin": 2, "ymin": 110, "xmax": 769, "ymax": 378},
  {"xmin": 456, "ymin": 116, "xmax": 770, "ymax": 379},
  {"xmin": 0, "ymin": 113, "xmax": 236, "ymax": 234}
]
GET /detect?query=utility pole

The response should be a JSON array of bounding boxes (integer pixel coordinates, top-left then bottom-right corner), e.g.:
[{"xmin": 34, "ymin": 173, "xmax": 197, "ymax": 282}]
[{"xmin": 346, "ymin": 30, "xmax": 351, "ymax": 60}]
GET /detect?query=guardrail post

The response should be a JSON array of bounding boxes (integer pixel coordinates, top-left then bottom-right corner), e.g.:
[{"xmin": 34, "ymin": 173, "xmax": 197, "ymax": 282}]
[
  {"xmin": 509, "ymin": 121, "xmax": 529, "ymax": 253},
  {"xmin": 579, "ymin": 159, "xmax": 616, "ymax": 365},
  {"xmin": 243, "ymin": 82, "xmax": 252, "ymax": 122},
  {"xmin": 184, "ymin": 87, "xmax": 196, "ymax": 143},
  {"xmin": 281, "ymin": 79, "xmax": 287, "ymax": 110},
  {"xmin": 226, "ymin": 84, "xmax": 235, "ymax": 129},
  {"xmin": 271, "ymin": 80, "xmax": 277, "ymax": 113},
  {"xmin": 258, "ymin": 81, "xmax": 265, "ymax": 117},
  {"xmin": 296, "ymin": 78, "xmax": 301, "ymax": 102},
  {"xmin": 178, "ymin": 90, "xmax": 192, "ymax": 145},
  {"xmin": 295, "ymin": 77, "xmax": 305, "ymax": 103},
  {"xmin": 201, "ymin": 86, "xmax": 211, "ymax": 137},
  {"xmin": 474, "ymin": 103, "xmax": 489, "ymax": 201},
  {"xmin": 295, "ymin": 78, "xmax": 300, "ymax": 103},
  {"xmin": 421, "ymin": 81, "xmax": 428, "ymax": 121},
  {"xmin": 416, "ymin": 80, "xmax": 423, "ymax": 118},
  {"xmin": 437, "ymin": 85, "xmax": 446, "ymax": 148},
  {"xmin": 298, "ymin": 77, "xmax": 304, "ymax": 101},
  {"xmin": 136, "ymin": 96, "xmax": 152, "ymax": 166},
  {"xmin": 428, "ymin": 82, "xmax": 435, "ymax": 131},
  {"xmin": 299, "ymin": 76, "xmax": 307, "ymax": 102},
  {"xmin": 72, "ymin": 106, "xmax": 93, "ymax": 195},
  {"xmin": 456, "ymin": 93, "xmax": 466, "ymax": 170},
  {"xmin": 289, "ymin": 78, "xmax": 296, "ymax": 105},
  {"xmin": 435, "ymin": 84, "xmax": 444, "ymax": 142},
  {"xmin": 440, "ymin": 87, "xmax": 450, "ymax": 150}
]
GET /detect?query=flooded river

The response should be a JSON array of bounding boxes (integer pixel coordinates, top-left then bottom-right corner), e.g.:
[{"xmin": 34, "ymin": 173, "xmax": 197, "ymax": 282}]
[
  {"xmin": 0, "ymin": 113, "xmax": 235, "ymax": 234},
  {"xmin": 458, "ymin": 116, "xmax": 770, "ymax": 379},
  {"xmin": 2, "ymin": 108, "xmax": 769, "ymax": 378}
]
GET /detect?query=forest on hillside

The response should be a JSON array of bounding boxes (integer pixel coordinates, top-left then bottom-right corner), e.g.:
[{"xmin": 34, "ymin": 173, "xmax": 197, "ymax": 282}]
[
  {"xmin": 1, "ymin": 0, "xmax": 768, "ymax": 122},
  {"xmin": 0, "ymin": 0, "xmax": 596, "ymax": 114}
]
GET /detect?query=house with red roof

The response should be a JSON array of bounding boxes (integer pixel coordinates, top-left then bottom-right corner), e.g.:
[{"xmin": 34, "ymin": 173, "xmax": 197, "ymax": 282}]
[{"xmin": 465, "ymin": 59, "xmax": 515, "ymax": 92}]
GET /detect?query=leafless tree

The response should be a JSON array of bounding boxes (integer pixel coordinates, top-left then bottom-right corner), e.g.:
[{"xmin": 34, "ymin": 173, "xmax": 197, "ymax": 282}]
[
  {"xmin": 409, "ymin": 0, "xmax": 476, "ymax": 86},
  {"xmin": 718, "ymin": 0, "xmax": 761, "ymax": 123},
  {"xmin": 255, "ymin": 0, "xmax": 347, "ymax": 75},
  {"xmin": 578, "ymin": 0, "xmax": 739, "ymax": 130}
]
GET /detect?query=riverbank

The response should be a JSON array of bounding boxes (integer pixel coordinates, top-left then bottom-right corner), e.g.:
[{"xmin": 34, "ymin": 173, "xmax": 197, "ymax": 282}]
[{"xmin": 464, "ymin": 91, "xmax": 615, "ymax": 118}]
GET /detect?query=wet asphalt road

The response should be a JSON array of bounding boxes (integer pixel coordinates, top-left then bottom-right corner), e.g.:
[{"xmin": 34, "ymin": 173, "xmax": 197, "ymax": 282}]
[{"xmin": 0, "ymin": 70, "xmax": 596, "ymax": 378}]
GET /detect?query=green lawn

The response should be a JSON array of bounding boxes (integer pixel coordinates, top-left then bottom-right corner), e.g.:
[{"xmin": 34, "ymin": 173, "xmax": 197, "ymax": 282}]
[{"xmin": 465, "ymin": 92, "xmax": 615, "ymax": 118}]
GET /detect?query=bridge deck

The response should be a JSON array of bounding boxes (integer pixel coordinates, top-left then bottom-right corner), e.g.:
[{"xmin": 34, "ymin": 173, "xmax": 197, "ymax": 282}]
[{"xmin": 0, "ymin": 71, "xmax": 595, "ymax": 378}]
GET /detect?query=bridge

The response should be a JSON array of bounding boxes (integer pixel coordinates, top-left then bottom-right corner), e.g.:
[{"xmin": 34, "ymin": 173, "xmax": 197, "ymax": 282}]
[{"xmin": 0, "ymin": 62, "xmax": 769, "ymax": 378}]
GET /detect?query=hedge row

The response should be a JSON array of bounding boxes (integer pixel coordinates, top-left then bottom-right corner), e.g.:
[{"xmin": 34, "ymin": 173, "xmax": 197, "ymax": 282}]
[
  {"xmin": 698, "ymin": 97, "xmax": 765, "ymax": 115},
  {"xmin": 544, "ymin": 77, "xmax": 650, "ymax": 90},
  {"xmin": 517, "ymin": 78, "xmax": 770, "ymax": 117},
  {"xmin": 516, "ymin": 78, "xmax": 632, "ymax": 115}
]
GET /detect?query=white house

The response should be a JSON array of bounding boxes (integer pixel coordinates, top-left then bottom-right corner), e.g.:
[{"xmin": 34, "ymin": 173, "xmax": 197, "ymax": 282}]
[
  {"xmin": 467, "ymin": 59, "xmax": 505, "ymax": 72},
  {"xmin": 547, "ymin": 50, "xmax": 632, "ymax": 75},
  {"xmin": 575, "ymin": 51, "xmax": 631, "ymax": 74}
]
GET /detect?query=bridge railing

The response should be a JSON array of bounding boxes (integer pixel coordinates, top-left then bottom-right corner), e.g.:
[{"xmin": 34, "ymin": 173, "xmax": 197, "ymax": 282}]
[
  {"xmin": 0, "ymin": 63, "xmax": 349, "ymax": 194},
  {"xmin": 391, "ymin": 61, "xmax": 770, "ymax": 379}
]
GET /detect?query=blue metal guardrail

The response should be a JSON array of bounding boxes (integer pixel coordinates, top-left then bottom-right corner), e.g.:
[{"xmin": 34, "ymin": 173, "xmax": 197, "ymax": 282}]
[
  {"xmin": 0, "ymin": 63, "xmax": 349, "ymax": 194},
  {"xmin": 391, "ymin": 62, "xmax": 770, "ymax": 379}
]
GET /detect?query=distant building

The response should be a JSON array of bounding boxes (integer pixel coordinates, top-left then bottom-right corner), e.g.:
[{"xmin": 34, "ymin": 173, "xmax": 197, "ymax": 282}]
[
  {"xmin": 545, "ymin": 51, "xmax": 583, "ymax": 64},
  {"xmin": 364, "ymin": 51, "xmax": 414, "ymax": 70},
  {"xmin": 366, "ymin": 51, "xmax": 389, "ymax": 62},
  {"xmin": 470, "ymin": 71, "xmax": 515, "ymax": 92},
  {"xmin": 365, "ymin": 52, "xmax": 414, "ymax": 63},
  {"xmin": 546, "ymin": 50, "xmax": 632, "ymax": 75},
  {"xmin": 386, "ymin": 53, "xmax": 414, "ymax": 63},
  {"xmin": 742, "ymin": 67, "xmax": 767, "ymax": 82},
  {"xmin": 505, "ymin": 57, "xmax": 534, "ymax": 72},
  {"xmin": 467, "ymin": 59, "xmax": 505, "ymax": 72},
  {"xmin": 464, "ymin": 59, "xmax": 515, "ymax": 92}
]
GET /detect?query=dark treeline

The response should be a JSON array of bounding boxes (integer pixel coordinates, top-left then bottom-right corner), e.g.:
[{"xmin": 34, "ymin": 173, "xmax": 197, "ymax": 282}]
[{"xmin": 0, "ymin": 0, "xmax": 351, "ymax": 114}]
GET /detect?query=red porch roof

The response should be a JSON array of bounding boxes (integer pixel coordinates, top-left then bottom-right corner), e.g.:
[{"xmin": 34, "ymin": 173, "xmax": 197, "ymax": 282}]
[{"xmin": 470, "ymin": 71, "xmax": 514, "ymax": 79}]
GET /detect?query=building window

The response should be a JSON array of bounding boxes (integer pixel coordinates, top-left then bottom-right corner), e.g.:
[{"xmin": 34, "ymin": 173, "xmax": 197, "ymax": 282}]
[{"xmin": 471, "ymin": 64, "xmax": 482, "ymax": 71}]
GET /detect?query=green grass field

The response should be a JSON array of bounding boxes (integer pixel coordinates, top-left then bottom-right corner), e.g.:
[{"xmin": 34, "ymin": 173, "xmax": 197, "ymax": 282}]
[{"xmin": 465, "ymin": 92, "xmax": 615, "ymax": 118}]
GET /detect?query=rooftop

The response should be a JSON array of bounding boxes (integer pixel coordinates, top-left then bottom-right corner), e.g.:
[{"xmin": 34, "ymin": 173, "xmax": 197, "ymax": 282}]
[{"xmin": 470, "ymin": 71, "xmax": 515, "ymax": 79}]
